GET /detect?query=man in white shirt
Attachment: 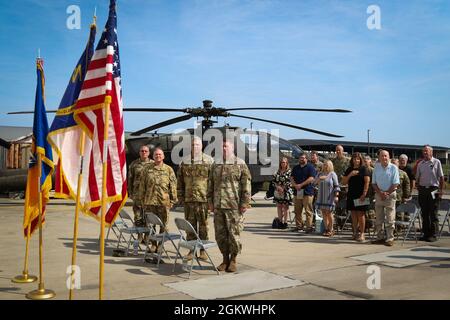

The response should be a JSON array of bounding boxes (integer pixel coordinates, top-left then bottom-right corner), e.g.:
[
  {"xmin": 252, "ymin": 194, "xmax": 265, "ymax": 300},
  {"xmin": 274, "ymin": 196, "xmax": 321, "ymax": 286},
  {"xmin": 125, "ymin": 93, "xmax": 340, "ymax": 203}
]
[{"xmin": 371, "ymin": 150, "xmax": 400, "ymax": 246}]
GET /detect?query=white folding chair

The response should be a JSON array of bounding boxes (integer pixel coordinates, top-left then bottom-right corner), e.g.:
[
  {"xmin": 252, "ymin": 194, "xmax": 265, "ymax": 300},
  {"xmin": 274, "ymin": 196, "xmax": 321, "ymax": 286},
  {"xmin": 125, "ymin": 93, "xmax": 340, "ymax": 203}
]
[
  {"xmin": 144, "ymin": 212, "xmax": 182, "ymax": 268},
  {"xmin": 106, "ymin": 209, "xmax": 137, "ymax": 243},
  {"xmin": 409, "ymin": 196, "xmax": 423, "ymax": 230},
  {"xmin": 395, "ymin": 202, "xmax": 421, "ymax": 245},
  {"xmin": 438, "ymin": 199, "xmax": 450, "ymax": 239},
  {"xmin": 106, "ymin": 212, "xmax": 126, "ymax": 244},
  {"xmin": 114, "ymin": 209, "xmax": 150, "ymax": 256},
  {"xmin": 173, "ymin": 217, "xmax": 220, "ymax": 278}
]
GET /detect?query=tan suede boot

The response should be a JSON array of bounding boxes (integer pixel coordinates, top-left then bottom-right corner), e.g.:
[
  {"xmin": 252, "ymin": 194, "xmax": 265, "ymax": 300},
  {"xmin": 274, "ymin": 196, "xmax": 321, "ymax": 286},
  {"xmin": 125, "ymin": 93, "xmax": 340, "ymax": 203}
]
[
  {"xmin": 217, "ymin": 253, "xmax": 229, "ymax": 272},
  {"xmin": 226, "ymin": 254, "xmax": 237, "ymax": 273},
  {"xmin": 198, "ymin": 249, "xmax": 208, "ymax": 261},
  {"xmin": 185, "ymin": 250, "xmax": 193, "ymax": 261}
]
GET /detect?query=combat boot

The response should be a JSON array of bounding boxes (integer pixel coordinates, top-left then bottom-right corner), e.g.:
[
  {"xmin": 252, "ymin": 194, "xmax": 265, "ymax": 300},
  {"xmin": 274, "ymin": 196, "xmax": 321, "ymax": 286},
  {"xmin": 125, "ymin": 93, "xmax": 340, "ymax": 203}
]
[
  {"xmin": 226, "ymin": 254, "xmax": 237, "ymax": 273},
  {"xmin": 198, "ymin": 249, "xmax": 208, "ymax": 261},
  {"xmin": 217, "ymin": 254, "xmax": 229, "ymax": 272}
]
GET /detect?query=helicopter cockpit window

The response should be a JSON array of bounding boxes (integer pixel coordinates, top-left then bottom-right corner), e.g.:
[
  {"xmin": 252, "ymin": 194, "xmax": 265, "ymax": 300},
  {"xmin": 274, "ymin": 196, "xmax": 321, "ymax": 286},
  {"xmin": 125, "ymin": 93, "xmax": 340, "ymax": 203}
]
[
  {"xmin": 156, "ymin": 136, "xmax": 169, "ymax": 151},
  {"xmin": 271, "ymin": 137, "xmax": 303, "ymax": 159}
]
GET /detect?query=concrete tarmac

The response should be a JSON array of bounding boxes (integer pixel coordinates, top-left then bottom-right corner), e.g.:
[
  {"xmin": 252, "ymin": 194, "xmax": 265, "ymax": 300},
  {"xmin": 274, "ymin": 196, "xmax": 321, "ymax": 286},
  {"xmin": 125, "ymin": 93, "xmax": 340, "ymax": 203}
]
[{"xmin": 1, "ymin": 192, "xmax": 449, "ymax": 300}]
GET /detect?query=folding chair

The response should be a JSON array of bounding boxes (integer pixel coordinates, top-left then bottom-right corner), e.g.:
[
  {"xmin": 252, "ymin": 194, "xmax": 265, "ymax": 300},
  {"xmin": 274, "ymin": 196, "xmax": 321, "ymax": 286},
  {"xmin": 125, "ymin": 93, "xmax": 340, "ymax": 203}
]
[
  {"xmin": 334, "ymin": 198, "xmax": 351, "ymax": 234},
  {"xmin": 114, "ymin": 209, "xmax": 150, "ymax": 256},
  {"xmin": 395, "ymin": 202, "xmax": 421, "ymax": 245},
  {"xmin": 287, "ymin": 208, "xmax": 295, "ymax": 226},
  {"xmin": 409, "ymin": 196, "xmax": 423, "ymax": 230},
  {"xmin": 143, "ymin": 212, "xmax": 182, "ymax": 268},
  {"xmin": 438, "ymin": 199, "xmax": 450, "ymax": 239},
  {"xmin": 106, "ymin": 209, "xmax": 130, "ymax": 245},
  {"xmin": 172, "ymin": 218, "xmax": 220, "ymax": 278}
]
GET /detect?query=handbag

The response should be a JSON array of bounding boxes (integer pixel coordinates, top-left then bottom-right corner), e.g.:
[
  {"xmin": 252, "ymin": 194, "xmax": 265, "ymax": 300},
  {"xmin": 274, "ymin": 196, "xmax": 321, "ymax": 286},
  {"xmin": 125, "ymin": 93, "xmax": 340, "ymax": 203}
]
[
  {"xmin": 272, "ymin": 217, "xmax": 281, "ymax": 229},
  {"xmin": 266, "ymin": 183, "xmax": 275, "ymax": 199}
]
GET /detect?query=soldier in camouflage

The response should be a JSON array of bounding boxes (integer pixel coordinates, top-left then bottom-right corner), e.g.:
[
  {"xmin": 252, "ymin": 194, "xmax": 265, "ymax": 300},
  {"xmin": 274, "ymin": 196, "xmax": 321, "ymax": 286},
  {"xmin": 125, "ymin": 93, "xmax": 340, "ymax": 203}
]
[
  {"xmin": 310, "ymin": 151, "xmax": 323, "ymax": 206},
  {"xmin": 392, "ymin": 159, "xmax": 411, "ymax": 204},
  {"xmin": 128, "ymin": 145, "xmax": 153, "ymax": 244},
  {"xmin": 331, "ymin": 145, "xmax": 350, "ymax": 184},
  {"xmin": 392, "ymin": 158, "xmax": 411, "ymax": 226},
  {"xmin": 139, "ymin": 147, "xmax": 177, "ymax": 253},
  {"xmin": 208, "ymin": 140, "xmax": 252, "ymax": 273},
  {"xmin": 331, "ymin": 145, "xmax": 350, "ymax": 228},
  {"xmin": 310, "ymin": 151, "xmax": 323, "ymax": 173},
  {"xmin": 177, "ymin": 136, "xmax": 213, "ymax": 261}
]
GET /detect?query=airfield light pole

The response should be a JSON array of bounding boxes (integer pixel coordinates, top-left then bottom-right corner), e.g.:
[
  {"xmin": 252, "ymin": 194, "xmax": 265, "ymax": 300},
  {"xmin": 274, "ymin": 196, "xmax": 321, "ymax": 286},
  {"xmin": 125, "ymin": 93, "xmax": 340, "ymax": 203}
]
[{"xmin": 367, "ymin": 129, "xmax": 370, "ymax": 157}]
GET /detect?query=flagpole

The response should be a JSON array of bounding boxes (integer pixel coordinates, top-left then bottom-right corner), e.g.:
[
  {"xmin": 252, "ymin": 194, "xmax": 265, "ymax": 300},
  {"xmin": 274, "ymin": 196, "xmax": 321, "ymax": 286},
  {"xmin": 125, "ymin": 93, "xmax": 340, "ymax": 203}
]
[
  {"xmin": 26, "ymin": 153, "xmax": 55, "ymax": 300},
  {"xmin": 99, "ymin": 97, "xmax": 111, "ymax": 300},
  {"xmin": 69, "ymin": 14, "xmax": 96, "ymax": 300},
  {"xmin": 12, "ymin": 222, "xmax": 37, "ymax": 283},
  {"xmin": 68, "ymin": 131, "xmax": 86, "ymax": 299}
]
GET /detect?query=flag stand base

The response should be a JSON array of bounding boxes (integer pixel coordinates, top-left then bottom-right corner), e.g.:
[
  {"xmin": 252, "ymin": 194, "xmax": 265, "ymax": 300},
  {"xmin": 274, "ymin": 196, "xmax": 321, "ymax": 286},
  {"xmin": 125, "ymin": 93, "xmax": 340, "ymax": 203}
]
[
  {"xmin": 26, "ymin": 286, "xmax": 56, "ymax": 300},
  {"xmin": 12, "ymin": 273, "xmax": 38, "ymax": 284}
]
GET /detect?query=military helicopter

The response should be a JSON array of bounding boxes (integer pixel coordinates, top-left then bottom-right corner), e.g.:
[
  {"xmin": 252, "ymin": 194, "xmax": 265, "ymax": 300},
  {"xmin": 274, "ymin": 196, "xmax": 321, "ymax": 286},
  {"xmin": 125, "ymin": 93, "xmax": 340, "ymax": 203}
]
[
  {"xmin": 123, "ymin": 99, "xmax": 350, "ymax": 194},
  {"xmin": 3, "ymin": 100, "xmax": 350, "ymax": 195}
]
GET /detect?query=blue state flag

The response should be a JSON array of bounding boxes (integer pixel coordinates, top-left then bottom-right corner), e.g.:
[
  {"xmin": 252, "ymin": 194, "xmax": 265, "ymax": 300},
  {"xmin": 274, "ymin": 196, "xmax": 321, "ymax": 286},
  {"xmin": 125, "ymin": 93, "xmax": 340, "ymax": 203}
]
[{"xmin": 23, "ymin": 58, "xmax": 54, "ymax": 236}]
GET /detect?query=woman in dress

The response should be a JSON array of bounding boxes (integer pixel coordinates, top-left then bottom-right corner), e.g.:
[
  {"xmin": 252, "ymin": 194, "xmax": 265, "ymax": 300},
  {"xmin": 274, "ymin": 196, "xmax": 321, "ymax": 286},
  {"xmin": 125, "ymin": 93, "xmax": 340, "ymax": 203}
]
[
  {"xmin": 314, "ymin": 160, "xmax": 340, "ymax": 236},
  {"xmin": 272, "ymin": 157, "xmax": 293, "ymax": 229},
  {"xmin": 342, "ymin": 152, "xmax": 371, "ymax": 242}
]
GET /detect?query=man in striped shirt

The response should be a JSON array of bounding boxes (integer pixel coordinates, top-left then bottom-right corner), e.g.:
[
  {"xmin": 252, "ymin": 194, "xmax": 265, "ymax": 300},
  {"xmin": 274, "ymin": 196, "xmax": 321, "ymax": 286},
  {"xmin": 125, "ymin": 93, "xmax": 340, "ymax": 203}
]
[{"xmin": 416, "ymin": 145, "xmax": 445, "ymax": 242}]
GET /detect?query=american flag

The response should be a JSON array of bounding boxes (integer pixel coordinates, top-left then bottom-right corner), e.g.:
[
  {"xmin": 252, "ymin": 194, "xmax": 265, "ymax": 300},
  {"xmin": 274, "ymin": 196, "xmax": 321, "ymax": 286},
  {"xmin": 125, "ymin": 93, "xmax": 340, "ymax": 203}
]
[{"xmin": 73, "ymin": 0, "xmax": 127, "ymax": 225}]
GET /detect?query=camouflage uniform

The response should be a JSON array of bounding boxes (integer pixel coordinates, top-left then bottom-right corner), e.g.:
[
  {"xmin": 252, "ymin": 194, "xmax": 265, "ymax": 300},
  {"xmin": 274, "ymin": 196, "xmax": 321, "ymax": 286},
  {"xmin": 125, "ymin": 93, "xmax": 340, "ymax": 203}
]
[
  {"xmin": 139, "ymin": 163, "xmax": 177, "ymax": 241},
  {"xmin": 208, "ymin": 156, "xmax": 252, "ymax": 256},
  {"xmin": 177, "ymin": 153, "xmax": 214, "ymax": 241},
  {"xmin": 396, "ymin": 169, "xmax": 411, "ymax": 223},
  {"xmin": 331, "ymin": 156, "xmax": 350, "ymax": 184},
  {"xmin": 128, "ymin": 158, "xmax": 153, "ymax": 226},
  {"xmin": 311, "ymin": 160, "xmax": 323, "ymax": 173},
  {"xmin": 396, "ymin": 169, "xmax": 411, "ymax": 203},
  {"xmin": 311, "ymin": 161, "xmax": 323, "ymax": 206},
  {"xmin": 332, "ymin": 156, "xmax": 350, "ymax": 228}
]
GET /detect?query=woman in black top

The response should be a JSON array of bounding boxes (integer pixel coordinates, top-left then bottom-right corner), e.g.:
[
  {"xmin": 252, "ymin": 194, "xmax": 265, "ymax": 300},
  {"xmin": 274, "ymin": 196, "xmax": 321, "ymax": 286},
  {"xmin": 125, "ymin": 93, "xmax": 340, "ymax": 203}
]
[{"xmin": 342, "ymin": 153, "xmax": 370, "ymax": 242}]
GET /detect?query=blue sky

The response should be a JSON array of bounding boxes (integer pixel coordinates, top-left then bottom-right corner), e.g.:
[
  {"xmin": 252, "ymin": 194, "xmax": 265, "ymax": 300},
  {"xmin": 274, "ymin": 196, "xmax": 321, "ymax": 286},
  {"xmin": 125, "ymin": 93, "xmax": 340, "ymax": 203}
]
[{"xmin": 1, "ymin": 0, "xmax": 449, "ymax": 147}]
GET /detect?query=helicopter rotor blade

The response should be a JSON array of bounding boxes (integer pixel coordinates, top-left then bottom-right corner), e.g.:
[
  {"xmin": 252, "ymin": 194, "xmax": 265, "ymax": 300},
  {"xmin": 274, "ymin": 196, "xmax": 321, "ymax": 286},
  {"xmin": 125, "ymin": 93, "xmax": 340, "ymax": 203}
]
[
  {"xmin": 124, "ymin": 107, "xmax": 187, "ymax": 112},
  {"xmin": 228, "ymin": 113, "xmax": 344, "ymax": 138},
  {"xmin": 225, "ymin": 107, "xmax": 351, "ymax": 113},
  {"xmin": 130, "ymin": 114, "xmax": 193, "ymax": 136}
]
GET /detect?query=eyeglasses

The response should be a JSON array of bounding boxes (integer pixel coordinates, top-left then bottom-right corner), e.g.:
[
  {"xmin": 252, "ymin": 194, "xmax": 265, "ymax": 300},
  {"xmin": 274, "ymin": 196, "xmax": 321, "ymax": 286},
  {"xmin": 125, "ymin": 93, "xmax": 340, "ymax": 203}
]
[{"xmin": 140, "ymin": 150, "xmax": 149, "ymax": 153}]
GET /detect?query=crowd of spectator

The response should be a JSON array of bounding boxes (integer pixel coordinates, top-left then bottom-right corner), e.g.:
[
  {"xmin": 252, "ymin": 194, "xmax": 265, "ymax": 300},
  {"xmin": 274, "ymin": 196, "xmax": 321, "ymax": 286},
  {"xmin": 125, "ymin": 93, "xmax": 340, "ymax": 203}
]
[{"xmin": 270, "ymin": 144, "xmax": 445, "ymax": 245}]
